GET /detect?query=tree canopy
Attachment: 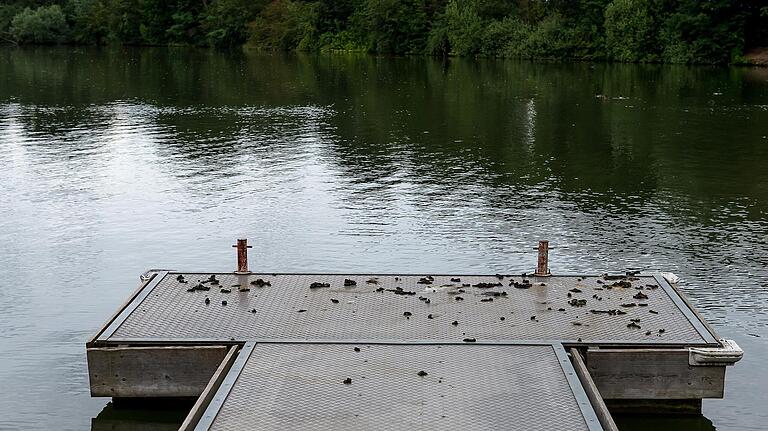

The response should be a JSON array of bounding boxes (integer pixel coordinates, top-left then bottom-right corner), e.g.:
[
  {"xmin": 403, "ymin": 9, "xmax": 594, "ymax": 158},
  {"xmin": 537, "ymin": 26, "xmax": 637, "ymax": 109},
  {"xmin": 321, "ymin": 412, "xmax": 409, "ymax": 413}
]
[{"xmin": 1, "ymin": 0, "xmax": 766, "ymax": 64}]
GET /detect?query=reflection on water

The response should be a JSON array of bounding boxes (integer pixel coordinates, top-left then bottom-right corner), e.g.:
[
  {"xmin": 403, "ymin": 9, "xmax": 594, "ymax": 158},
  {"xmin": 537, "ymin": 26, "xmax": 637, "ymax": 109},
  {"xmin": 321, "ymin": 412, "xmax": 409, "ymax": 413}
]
[
  {"xmin": 91, "ymin": 400, "xmax": 192, "ymax": 431},
  {"xmin": 0, "ymin": 47, "xmax": 767, "ymax": 430}
]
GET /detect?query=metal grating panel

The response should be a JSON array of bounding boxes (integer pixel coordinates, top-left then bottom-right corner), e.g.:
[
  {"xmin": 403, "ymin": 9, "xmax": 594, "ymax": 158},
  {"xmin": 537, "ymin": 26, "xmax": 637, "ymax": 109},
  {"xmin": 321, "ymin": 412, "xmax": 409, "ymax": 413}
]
[
  {"xmin": 198, "ymin": 344, "xmax": 600, "ymax": 431},
  {"xmin": 108, "ymin": 273, "xmax": 712, "ymax": 345}
]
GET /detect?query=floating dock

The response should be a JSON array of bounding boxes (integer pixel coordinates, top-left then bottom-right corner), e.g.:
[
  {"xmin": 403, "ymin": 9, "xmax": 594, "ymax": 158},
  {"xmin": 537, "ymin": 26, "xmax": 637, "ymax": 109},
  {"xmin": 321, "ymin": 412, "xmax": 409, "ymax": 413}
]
[{"xmin": 86, "ymin": 242, "xmax": 742, "ymax": 430}]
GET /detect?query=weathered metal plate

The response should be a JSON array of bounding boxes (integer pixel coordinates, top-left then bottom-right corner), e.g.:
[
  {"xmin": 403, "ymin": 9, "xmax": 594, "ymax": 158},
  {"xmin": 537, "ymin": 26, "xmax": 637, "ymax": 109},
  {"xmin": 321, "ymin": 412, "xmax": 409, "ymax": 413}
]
[
  {"xmin": 105, "ymin": 273, "xmax": 716, "ymax": 345},
  {"xmin": 196, "ymin": 343, "xmax": 602, "ymax": 431}
]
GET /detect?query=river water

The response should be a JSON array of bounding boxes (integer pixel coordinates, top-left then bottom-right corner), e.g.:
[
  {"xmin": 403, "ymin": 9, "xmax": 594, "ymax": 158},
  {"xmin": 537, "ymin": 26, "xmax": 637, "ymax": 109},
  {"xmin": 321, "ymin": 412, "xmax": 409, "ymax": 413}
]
[{"xmin": 0, "ymin": 47, "xmax": 766, "ymax": 430}]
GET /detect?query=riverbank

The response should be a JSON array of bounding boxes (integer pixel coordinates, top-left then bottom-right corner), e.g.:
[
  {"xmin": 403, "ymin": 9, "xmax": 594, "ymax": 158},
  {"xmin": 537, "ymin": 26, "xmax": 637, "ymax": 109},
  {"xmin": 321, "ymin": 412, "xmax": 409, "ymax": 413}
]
[{"xmin": 2, "ymin": 1, "xmax": 766, "ymax": 66}]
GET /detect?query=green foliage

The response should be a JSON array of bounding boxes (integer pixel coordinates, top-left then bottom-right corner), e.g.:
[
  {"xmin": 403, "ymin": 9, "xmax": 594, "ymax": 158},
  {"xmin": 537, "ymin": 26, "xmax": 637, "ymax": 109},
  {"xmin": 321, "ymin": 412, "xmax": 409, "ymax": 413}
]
[
  {"xmin": 354, "ymin": 0, "xmax": 428, "ymax": 54},
  {"xmin": 318, "ymin": 29, "xmax": 365, "ymax": 51},
  {"xmin": 442, "ymin": 0, "xmax": 486, "ymax": 56},
  {"xmin": 10, "ymin": 5, "xmax": 69, "ymax": 44},
  {"xmin": 604, "ymin": 0, "xmax": 659, "ymax": 62},
  {"xmin": 0, "ymin": 0, "xmax": 763, "ymax": 65},
  {"xmin": 202, "ymin": 0, "xmax": 262, "ymax": 47},
  {"xmin": 248, "ymin": 0, "xmax": 317, "ymax": 50},
  {"xmin": 659, "ymin": 0, "xmax": 746, "ymax": 64},
  {"xmin": 1, "ymin": 5, "xmax": 24, "ymax": 40}
]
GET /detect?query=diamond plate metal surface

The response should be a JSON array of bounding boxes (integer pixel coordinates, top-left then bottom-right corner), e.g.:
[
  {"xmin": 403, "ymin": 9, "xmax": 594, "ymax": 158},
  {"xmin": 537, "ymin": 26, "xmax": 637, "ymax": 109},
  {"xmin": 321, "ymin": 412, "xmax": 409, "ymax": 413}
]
[
  {"xmin": 109, "ymin": 274, "xmax": 709, "ymax": 345},
  {"xmin": 203, "ymin": 344, "xmax": 595, "ymax": 431}
]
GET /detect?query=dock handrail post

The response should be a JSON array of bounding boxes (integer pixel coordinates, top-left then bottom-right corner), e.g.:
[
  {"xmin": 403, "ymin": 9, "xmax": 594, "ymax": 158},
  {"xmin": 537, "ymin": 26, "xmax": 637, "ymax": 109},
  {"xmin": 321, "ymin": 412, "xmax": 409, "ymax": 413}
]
[
  {"xmin": 535, "ymin": 240, "xmax": 551, "ymax": 277},
  {"xmin": 232, "ymin": 239, "xmax": 253, "ymax": 274}
]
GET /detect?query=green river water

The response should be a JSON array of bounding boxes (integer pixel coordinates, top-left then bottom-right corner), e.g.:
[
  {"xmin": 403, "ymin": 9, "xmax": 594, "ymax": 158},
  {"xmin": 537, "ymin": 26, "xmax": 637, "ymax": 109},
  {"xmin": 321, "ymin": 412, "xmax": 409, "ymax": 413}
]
[{"xmin": 0, "ymin": 47, "xmax": 767, "ymax": 430}]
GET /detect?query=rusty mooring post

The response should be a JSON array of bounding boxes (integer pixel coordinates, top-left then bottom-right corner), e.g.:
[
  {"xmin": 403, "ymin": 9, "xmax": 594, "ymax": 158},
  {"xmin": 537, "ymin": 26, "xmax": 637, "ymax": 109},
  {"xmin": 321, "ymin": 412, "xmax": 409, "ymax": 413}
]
[
  {"xmin": 232, "ymin": 239, "xmax": 253, "ymax": 274},
  {"xmin": 535, "ymin": 240, "xmax": 550, "ymax": 276}
]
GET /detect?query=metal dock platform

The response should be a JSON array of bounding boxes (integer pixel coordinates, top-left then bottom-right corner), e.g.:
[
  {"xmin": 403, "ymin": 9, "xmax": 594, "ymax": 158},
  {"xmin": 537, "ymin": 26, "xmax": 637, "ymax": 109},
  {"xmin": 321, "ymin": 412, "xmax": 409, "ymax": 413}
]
[
  {"xmin": 94, "ymin": 273, "xmax": 716, "ymax": 346},
  {"xmin": 85, "ymin": 241, "xmax": 742, "ymax": 430}
]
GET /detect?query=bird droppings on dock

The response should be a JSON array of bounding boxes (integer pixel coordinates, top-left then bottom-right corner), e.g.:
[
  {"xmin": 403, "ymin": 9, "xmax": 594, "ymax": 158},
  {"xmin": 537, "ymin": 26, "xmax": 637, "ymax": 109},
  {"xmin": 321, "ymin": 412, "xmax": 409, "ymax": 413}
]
[
  {"xmin": 310, "ymin": 282, "xmax": 330, "ymax": 289},
  {"xmin": 250, "ymin": 279, "xmax": 271, "ymax": 287},
  {"xmin": 387, "ymin": 287, "xmax": 416, "ymax": 296},
  {"xmin": 343, "ymin": 378, "xmax": 352, "ymax": 385},
  {"xmin": 344, "ymin": 279, "xmax": 357, "ymax": 287},
  {"xmin": 590, "ymin": 309, "xmax": 626, "ymax": 316},
  {"xmin": 417, "ymin": 370, "xmax": 428, "ymax": 377},
  {"xmin": 474, "ymin": 282, "xmax": 503, "ymax": 288}
]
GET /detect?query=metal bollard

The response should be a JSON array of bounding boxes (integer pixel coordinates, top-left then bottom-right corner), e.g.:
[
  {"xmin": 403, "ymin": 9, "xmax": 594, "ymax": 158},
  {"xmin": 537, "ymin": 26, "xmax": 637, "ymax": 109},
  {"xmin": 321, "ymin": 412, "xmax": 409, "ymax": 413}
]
[
  {"xmin": 232, "ymin": 239, "xmax": 253, "ymax": 274},
  {"xmin": 535, "ymin": 240, "xmax": 550, "ymax": 276}
]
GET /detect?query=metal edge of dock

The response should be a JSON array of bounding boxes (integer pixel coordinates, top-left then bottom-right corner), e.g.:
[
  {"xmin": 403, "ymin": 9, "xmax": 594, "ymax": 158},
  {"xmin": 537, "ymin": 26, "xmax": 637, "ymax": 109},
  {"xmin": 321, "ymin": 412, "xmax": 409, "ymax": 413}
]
[
  {"xmin": 89, "ymin": 270, "xmax": 169, "ymax": 345},
  {"xmin": 652, "ymin": 274, "xmax": 720, "ymax": 344},
  {"xmin": 191, "ymin": 342, "xmax": 257, "ymax": 431}
]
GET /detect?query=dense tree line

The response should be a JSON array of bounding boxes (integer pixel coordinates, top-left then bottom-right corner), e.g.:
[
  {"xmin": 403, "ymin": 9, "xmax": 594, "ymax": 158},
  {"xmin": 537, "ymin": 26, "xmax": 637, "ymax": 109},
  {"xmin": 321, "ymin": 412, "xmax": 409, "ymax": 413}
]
[{"xmin": 1, "ymin": 0, "xmax": 767, "ymax": 64}]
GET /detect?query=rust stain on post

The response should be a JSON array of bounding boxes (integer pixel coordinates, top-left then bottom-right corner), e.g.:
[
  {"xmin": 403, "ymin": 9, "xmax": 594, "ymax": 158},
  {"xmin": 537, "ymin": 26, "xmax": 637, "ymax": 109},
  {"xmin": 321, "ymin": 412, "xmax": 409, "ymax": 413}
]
[
  {"xmin": 535, "ymin": 240, "xmax": 550, "ymax": 276},
  {"xmin": 233, "ymin": 239, "xmax": 253, "ymax": 274}
]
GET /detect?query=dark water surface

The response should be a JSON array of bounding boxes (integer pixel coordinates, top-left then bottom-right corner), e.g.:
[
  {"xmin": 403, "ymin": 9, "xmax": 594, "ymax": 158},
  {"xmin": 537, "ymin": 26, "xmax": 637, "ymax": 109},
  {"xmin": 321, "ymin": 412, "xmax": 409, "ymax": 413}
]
[{"xmin": 0, "ymin": 47, "xmax": 767, "ymax": 430}]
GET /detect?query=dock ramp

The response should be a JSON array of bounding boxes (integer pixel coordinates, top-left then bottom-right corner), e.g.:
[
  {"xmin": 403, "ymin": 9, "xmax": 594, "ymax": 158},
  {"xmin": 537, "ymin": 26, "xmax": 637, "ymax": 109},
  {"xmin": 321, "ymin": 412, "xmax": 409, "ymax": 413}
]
[{"xmin": 192, "ymin": 342, "xmax": 605, "ymax": 431}]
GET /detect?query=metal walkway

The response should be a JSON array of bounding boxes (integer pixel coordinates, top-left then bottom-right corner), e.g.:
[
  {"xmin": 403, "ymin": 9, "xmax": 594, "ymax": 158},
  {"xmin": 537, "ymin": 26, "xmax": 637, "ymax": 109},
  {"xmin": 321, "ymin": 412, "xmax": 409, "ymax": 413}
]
[
  {"xmin": 194, "ymin": 342, "xmax": 603, "ymax": 431},
  {"xmin": 97, "ymin": 272, "xmax": 718, "ymax": 346}
]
